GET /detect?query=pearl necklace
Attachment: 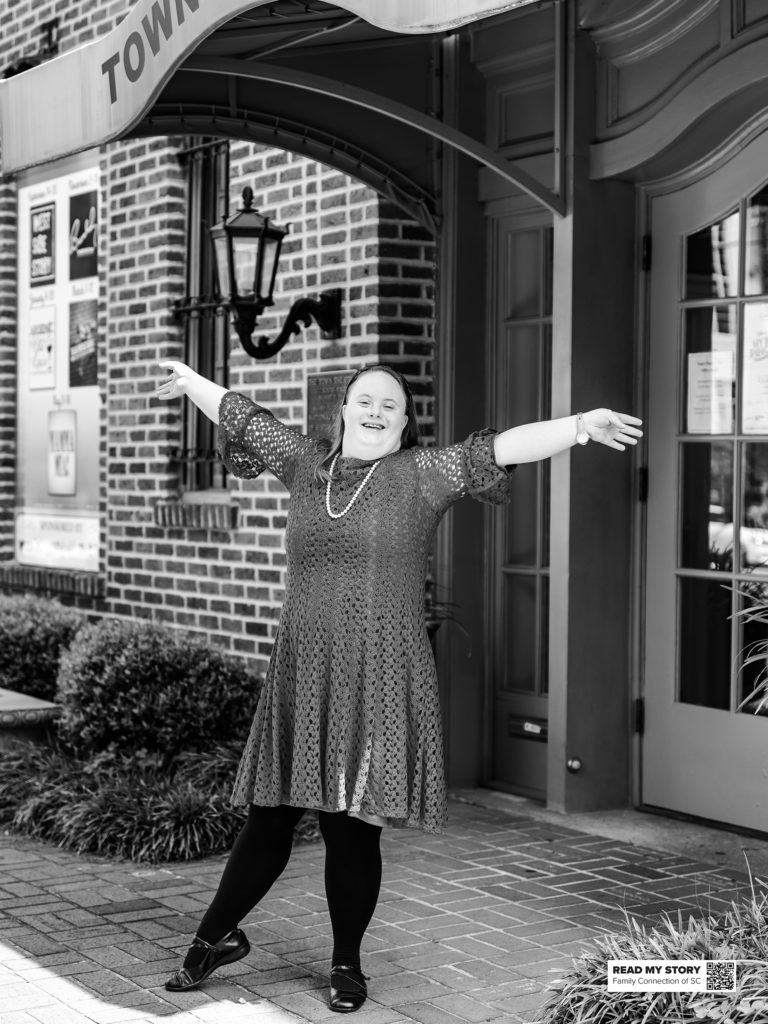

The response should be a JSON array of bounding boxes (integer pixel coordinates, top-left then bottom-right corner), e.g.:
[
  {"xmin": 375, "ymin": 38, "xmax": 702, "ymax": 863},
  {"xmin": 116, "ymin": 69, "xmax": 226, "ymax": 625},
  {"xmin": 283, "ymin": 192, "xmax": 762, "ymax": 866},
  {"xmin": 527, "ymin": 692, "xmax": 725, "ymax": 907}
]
[{"xmin": 325, "ymin": 453, "xmax": 381, "ymax": 519}]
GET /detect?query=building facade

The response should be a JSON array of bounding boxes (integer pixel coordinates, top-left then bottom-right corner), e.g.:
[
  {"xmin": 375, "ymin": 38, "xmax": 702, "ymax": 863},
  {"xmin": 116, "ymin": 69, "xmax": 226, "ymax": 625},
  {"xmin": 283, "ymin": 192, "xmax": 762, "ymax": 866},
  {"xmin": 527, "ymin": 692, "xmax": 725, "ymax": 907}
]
[{"xmin": 2, "ymin": 0, "xmax": 768, "ymax": 834}]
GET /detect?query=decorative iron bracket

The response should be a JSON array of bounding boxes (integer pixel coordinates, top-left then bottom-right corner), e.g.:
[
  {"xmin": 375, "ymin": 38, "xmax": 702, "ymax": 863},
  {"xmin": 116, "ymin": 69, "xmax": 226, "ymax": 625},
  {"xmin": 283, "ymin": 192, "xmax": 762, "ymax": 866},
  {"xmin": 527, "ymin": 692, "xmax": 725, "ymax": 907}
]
[{"xmin": 241, "ymin": 288, "xmax": 342, "ymax": 360}]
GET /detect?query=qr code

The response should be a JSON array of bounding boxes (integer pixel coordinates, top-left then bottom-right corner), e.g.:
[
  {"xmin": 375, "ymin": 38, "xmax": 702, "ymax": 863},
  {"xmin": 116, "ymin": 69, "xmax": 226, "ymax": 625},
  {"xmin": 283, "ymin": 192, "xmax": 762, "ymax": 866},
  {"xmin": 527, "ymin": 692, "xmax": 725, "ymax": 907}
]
[{"xmin": 706, "ymin": 961, "xmax": 735, "ymax": 991}]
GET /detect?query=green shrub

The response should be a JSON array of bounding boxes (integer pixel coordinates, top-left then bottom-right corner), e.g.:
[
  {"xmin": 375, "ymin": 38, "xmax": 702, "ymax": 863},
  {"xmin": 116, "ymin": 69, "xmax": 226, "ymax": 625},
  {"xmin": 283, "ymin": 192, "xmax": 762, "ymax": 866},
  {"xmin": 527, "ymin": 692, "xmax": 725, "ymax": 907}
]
[
  {"xmin": 56, "ymin": 618, "xmax": 259, "ymax": 758},
  {"xmin": 537, "ymin": 889, "xmax": 768, "ymax": 1023},
  {"xmin": 0, "ymin": 594, "xmax": 85, "ymax": 701},
  {"xmin": 0, "ymin": 741, "xmax": 320, "ymax": 863}
]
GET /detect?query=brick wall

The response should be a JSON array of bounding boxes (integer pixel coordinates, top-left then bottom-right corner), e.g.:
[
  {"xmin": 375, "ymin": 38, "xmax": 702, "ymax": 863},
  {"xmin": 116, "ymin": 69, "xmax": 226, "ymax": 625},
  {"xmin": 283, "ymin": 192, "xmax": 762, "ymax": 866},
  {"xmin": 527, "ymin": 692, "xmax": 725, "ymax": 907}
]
[
  {"xmin": 0, "ymin": 0, "xmax": 437, "ymax": 675},
  {"xmin": 0, "ymin": 171, "xmax": 16, "ymax": 562}
]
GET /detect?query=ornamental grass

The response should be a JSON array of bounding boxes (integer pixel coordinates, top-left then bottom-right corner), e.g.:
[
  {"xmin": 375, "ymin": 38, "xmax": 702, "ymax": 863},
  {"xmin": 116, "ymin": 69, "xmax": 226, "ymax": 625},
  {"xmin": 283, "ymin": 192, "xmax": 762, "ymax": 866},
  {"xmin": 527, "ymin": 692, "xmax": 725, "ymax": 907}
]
[{"xmin": 537, "ymin": 881, "xmax": 768, "ymax": 1023}]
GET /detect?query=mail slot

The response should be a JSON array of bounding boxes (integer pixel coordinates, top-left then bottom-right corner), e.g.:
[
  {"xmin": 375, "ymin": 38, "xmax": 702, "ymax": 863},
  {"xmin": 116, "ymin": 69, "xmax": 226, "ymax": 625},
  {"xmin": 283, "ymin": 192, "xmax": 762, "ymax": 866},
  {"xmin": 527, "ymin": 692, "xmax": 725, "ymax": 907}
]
[{"xmin": 508, "ymin": 715, "xmax": 548, "ymax": 742}]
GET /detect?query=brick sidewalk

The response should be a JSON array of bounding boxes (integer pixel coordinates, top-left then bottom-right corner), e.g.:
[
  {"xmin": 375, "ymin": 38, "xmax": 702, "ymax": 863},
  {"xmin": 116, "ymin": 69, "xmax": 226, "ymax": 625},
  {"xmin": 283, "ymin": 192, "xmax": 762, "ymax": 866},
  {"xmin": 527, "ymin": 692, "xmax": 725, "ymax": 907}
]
[{"xmin": 0, "ymin": 799, "xmax": 754, "ymax": 1024}]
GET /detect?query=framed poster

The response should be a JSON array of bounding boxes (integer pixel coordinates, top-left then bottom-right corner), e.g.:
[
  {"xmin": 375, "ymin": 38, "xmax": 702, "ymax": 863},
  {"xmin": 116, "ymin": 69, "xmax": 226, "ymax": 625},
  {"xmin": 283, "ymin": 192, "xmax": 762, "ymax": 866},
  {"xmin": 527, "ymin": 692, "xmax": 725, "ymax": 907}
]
[
  {"xmin": 28, "ymin": 303, "xmax": 56, "ymax": 390},
  {"xmin": 30, "ymin": 202, "xmax": 55, "ymax": 286},
  {"xmin": 69, "ymin": 299, "xmax": 98, "ymax": 387},
  {"xmin": 16, "ymin": 158, "xmax": 101, "ymax": 572},
  {"xmin": 69, "ymin": 191, "xmax": 98, "ymax": 280}
]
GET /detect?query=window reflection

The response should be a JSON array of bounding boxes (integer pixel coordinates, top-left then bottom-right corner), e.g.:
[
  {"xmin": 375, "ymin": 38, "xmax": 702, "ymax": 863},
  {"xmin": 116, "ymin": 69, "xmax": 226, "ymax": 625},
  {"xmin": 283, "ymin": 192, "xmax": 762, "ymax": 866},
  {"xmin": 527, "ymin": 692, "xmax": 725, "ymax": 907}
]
[
  {"xmin": 681, "ymin": 442, "xmax": 733, "ymax": 571},
  {"xmin": 679, "ymin": 577, "xmax": 731, "ymax": 710},
  {"xmin": 746, "ymin": 185, "xmax": 768, "ymax": 296},
  {"xmin": 741, "ymin": 444, "xmax": 768, "ymax": 572},
  {"xmin": 685, "ymin": 210, "xmax": 739, "ymax": 299},
  {"xmin": 737, "ymin": 581, "xmax": 768, "ymax": 716}
]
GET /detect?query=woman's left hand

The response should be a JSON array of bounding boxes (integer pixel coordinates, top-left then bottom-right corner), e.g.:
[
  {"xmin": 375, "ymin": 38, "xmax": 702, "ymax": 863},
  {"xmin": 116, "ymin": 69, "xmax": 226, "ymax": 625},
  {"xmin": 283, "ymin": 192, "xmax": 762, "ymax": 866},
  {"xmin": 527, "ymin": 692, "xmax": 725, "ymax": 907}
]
[{"xmin": 582, "ymin": 409, "xmax": 643, "ymax": 451}]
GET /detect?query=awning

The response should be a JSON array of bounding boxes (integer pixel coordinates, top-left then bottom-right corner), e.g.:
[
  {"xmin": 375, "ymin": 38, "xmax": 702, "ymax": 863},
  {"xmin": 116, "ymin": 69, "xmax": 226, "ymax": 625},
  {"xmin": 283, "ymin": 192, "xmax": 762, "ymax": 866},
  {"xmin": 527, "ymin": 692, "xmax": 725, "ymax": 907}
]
[{"xmin": 0, "ymin": 0, "xmax": 538, "ymax": 174}]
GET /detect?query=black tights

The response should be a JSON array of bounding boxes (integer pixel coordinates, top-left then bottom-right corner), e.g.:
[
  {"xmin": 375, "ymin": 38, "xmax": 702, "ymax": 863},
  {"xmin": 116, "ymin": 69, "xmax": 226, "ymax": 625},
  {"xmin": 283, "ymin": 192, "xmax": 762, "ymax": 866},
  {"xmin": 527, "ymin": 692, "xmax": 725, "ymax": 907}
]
[{"xmin": 195, "ymin": 805, "xmax": 383, "ymax": 968}]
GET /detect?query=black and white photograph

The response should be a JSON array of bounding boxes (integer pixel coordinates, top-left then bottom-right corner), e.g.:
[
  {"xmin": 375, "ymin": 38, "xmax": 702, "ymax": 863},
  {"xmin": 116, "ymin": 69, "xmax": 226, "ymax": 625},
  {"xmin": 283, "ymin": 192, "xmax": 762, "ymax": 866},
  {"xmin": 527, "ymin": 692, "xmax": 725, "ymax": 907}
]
[{"xmin": 1, "ymin": 3, "xmax": 768, "ymax": 1024}]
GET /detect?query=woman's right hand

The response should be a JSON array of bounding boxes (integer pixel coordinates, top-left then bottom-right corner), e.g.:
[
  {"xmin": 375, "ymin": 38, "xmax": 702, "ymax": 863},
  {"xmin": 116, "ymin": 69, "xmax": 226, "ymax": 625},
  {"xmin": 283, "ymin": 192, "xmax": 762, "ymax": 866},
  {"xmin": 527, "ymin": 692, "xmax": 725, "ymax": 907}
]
[{"xmin": 155, "ymin": 360, "xmax": 193, "ymax": 400}]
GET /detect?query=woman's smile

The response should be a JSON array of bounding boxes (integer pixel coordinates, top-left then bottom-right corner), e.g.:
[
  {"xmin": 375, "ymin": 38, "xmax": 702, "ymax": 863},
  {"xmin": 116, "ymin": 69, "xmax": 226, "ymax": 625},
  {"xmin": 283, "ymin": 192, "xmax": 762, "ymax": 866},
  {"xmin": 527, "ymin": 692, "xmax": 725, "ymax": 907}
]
[{"xmin": 341, "ymin": 370, "xmax": 408, "ymax": 458}]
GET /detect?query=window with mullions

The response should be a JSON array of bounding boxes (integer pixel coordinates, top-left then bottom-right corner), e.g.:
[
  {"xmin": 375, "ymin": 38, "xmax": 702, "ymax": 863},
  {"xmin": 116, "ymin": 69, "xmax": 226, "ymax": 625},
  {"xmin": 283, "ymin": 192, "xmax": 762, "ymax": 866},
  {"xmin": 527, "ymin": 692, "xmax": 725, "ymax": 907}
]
[
  {"xmin": 179, "ymin": 138, "xmax": 230, "ymax": 491},
  {"xmin": 677, "ymin": 181, "xmax": 768, "ymax": 716}
]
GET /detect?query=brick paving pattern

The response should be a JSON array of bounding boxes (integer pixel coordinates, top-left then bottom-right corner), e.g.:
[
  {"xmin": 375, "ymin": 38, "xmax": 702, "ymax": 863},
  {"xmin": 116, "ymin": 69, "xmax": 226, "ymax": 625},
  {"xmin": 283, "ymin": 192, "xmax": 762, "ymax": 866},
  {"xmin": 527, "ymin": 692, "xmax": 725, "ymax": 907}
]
[{"xmin": 0, "ymin": 800, "xmax": 754, "ymax": 1024}]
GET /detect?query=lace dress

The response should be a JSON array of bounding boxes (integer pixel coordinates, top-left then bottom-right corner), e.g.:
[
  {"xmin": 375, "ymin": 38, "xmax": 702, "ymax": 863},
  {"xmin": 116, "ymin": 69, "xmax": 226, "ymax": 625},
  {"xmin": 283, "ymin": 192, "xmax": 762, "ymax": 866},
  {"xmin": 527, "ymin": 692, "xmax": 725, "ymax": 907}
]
[{"xmin": 217, "ymin": 391, "xmax": 514, "ymax": 833}]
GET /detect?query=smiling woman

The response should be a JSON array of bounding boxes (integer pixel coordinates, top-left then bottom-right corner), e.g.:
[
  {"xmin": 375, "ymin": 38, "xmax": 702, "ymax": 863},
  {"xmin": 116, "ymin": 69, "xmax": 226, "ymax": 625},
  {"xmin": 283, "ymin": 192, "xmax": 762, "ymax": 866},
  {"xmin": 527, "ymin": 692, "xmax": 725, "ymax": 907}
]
[
  {"xmin": 313, "ymin": 364, "xmax": 420, "ymax": 483},
  {"xmin": 153, "ymin": 357, "xmax": 641, "ymax": 1013}
]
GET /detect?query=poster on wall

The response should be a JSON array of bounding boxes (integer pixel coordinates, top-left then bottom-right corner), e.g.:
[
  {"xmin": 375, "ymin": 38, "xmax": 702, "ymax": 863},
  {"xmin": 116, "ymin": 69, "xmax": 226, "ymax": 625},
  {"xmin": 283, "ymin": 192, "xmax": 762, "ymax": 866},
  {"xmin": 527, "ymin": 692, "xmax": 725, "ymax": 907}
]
[
  {"xmin": 47, "ymin": 409, "xmax": 77, "ymax": 497},
  {"xmin": 743, "ymin": 304, "xmax": 768, "ymax": 434},
  {"xmin": 16, "ymin": 159, "xmax": 101, "ymax": 573},
  {"xmin": 15, "ymin": 512, "xmax": 99, "ymax": 574},
  {"xmin": 69, "ymin": 300, "xmax": 98, "ymax": 387},
  {"xmin": 69, "ymin": 191, "xmax": 98, "ymax": 279},
  {"xmin": 30, "ymin": 202, "xmax": 55, "ymax": 286},
  {"xmin": 28, "ymin": 302, "xmax": 56, "ymax": 390}
]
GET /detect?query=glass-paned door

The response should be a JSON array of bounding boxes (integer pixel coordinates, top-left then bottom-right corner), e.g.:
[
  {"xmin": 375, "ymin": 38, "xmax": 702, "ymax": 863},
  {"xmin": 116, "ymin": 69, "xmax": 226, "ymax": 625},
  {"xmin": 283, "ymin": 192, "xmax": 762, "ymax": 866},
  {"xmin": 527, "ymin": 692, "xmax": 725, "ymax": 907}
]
[
  {"xmin": 643, "ymin": 133, "xmax": 768, "ymax": 831},
  {"xmin": 489, "ymin": 214, "xmax": 552, "ymax": 799}
]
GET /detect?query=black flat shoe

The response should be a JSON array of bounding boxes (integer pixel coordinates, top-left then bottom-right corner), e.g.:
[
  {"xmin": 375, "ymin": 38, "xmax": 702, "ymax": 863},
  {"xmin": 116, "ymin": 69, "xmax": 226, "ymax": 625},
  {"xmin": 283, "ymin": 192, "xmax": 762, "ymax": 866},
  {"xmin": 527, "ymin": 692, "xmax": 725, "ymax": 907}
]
[
  {"xmin": 329, "ymin": 964, "xmax": 368, "ymax": 1013},
  {"xmin": 165, "ymin": 928, "xmax": 250, "ymax": 991}
]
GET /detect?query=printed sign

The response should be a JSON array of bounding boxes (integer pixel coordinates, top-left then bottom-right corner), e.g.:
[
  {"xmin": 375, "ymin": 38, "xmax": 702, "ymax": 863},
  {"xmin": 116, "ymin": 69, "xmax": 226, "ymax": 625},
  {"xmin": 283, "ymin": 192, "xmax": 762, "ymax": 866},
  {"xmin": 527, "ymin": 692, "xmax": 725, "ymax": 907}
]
[
  {"xmin": 743, "ymin": 303, "xmax": 768, "ymax": 434},
  {"xmin": 686, "ymin": 351, "xmax": 734, "ymax": 434},
  {"xmin": 30, "ymin": 203, "xmax": 55, "ymax": 285},
  {"xmin": 15, "ymin": 512, "xmax": 99, "ymax": 573},
  {"xmin": 69, "ymin": 300, "xmax": 98, "ymax": 387},
  {"xmin": 28, "ymin": 304, "xmax": 56, "ymax": 389},
  {"xmin": 69, "ymin": 191, "xmax": 98, "ymax": 279},
  {"xmin": 47, "ymin": 409, "xmax": 77, "ymax": 497}
]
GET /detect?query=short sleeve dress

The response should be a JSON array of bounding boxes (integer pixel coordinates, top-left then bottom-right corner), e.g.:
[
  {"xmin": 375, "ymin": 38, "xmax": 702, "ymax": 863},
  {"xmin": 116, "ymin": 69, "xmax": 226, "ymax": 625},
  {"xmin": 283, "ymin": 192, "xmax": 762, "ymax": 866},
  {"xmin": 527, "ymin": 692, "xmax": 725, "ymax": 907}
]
[{"xmin": 218, "ymin": 391, "xmax": 514, "ymax": 833}]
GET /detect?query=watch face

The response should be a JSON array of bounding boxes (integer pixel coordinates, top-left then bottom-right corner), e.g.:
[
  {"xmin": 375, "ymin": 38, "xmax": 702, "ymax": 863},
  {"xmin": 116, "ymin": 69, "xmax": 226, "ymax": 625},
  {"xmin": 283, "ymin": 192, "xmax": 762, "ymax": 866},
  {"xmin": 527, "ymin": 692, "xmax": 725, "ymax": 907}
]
[{"xmin": 577, "ymin": 430, "xmax": 589, "ymax": 445}]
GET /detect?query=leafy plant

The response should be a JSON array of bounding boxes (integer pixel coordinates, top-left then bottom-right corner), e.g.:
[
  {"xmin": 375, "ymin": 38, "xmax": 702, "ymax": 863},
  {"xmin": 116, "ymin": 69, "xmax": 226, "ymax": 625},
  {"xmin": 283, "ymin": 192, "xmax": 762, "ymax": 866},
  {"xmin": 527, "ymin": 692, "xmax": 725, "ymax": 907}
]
[
  {"xmin": 537, "ymin": 880, "xmax": 768, "ymax": 1023},
  {"xmin": 0, "ymin": 594, "xmax": 85, "ymax": 701},
  {"xmin": 0, "ymin": 740, "xmax": 320, "ymax": 863},
  {"xmin": 731, "ymin": 581, "xmax": 768, "ymax": 715},
  {"xmin": 56, "ymin": 618, "xmax": 260, "ymax": 758}
]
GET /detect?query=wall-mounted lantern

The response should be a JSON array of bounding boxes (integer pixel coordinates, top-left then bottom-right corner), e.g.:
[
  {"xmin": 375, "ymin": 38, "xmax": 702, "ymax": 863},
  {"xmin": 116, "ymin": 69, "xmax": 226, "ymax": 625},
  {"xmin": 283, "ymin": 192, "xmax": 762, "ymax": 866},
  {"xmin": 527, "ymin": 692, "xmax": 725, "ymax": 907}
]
[{"xmin": 210, "ymin": 185, "xmax": 342, "ymax": 360}]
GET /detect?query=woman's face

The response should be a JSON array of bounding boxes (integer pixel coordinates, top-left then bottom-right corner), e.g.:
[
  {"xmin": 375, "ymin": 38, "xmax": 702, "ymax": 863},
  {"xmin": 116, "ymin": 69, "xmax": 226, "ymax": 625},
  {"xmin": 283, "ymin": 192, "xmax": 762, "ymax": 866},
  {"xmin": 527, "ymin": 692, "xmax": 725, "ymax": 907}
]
[{"xmin": 341, "ymin": 370, "xmax": 408, "ymax": 459}]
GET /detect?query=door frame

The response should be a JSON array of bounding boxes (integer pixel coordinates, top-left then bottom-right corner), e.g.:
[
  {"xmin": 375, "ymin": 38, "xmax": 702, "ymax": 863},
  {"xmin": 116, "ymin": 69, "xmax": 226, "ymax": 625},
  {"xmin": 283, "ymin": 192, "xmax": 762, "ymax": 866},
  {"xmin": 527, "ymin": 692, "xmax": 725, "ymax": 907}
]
[
  {"xmin": 483, "ymin": 205, "xmax": 554, "ymax": 799},
  {"xmin": 636, "ymin": 130, "xmax": 768, "ymax": 828}
]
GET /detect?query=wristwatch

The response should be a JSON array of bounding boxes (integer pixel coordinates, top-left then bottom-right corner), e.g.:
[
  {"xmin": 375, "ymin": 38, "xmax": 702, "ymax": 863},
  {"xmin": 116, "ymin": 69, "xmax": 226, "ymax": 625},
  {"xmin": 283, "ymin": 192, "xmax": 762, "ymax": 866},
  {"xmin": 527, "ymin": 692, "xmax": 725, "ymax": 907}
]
[{"xmin": 575, "ymin": 413, "xmax": 589, "ymax": 445}]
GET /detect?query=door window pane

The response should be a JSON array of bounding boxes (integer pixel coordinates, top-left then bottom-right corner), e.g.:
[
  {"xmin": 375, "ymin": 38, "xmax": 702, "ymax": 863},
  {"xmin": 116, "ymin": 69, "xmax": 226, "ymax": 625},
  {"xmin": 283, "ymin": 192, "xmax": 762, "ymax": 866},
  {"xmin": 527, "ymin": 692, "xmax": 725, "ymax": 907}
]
[
  {"xmin": 683, "ymin": 306, "xmax": 736, "ymax": 434},
  {"xmin": 741, "ymin": 443, "xmax": 768, "ymax": 572},
  {"xmin": 746, "ymin": 184, "xmax": 768, "ymax": 295},
  {"xmin": 681, "ymin": 442, "xmax": 733, "ymax": 571},
  {"xmin": 505, "ymin": 229, "xmax": 542, "ymax": 318},
  {"xmin": 679, "ymin": 577, "xmax": 732, "ymax": 710},
  {"xmin": 506, "ymin": 463, "xmax": 538, "ymax": 565},
  {"xmin": 502, "ymin": 575, "xmax": 536, "ymax": 692},
  {"xmin": 540, "ymin": 576, "xmax": 549, "ymax": 695},
  {"xmin": 685, "ymin": 210, "xmax": 739, "ymax": 299},
  {"xmin": 742, "ymin": 304, "xmax": 768, "ymax": 433}
]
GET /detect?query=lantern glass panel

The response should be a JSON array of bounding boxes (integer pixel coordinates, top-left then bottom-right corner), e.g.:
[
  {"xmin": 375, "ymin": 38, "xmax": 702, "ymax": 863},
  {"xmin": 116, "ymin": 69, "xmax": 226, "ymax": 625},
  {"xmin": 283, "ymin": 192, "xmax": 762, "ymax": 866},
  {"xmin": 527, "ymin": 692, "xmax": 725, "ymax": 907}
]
[
  {"xmin": 213, "ymin": 236, "xmax": 230, "ymax": 297},
  {"xmin": 232, "ymin": 236, "xmax": 260, "ymax": 298},
  {"xmin": 261, "ymin": 237, "xmax": 280, "ymax": 301}
]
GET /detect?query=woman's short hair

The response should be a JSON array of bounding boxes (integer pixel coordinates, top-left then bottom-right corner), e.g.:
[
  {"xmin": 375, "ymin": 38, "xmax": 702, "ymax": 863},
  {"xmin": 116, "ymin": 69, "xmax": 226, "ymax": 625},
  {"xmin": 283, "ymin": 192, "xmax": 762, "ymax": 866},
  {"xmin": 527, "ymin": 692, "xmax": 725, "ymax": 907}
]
[{"xmin": 313, "ymin": 363, "xmax": 420, "ymax": 481}]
